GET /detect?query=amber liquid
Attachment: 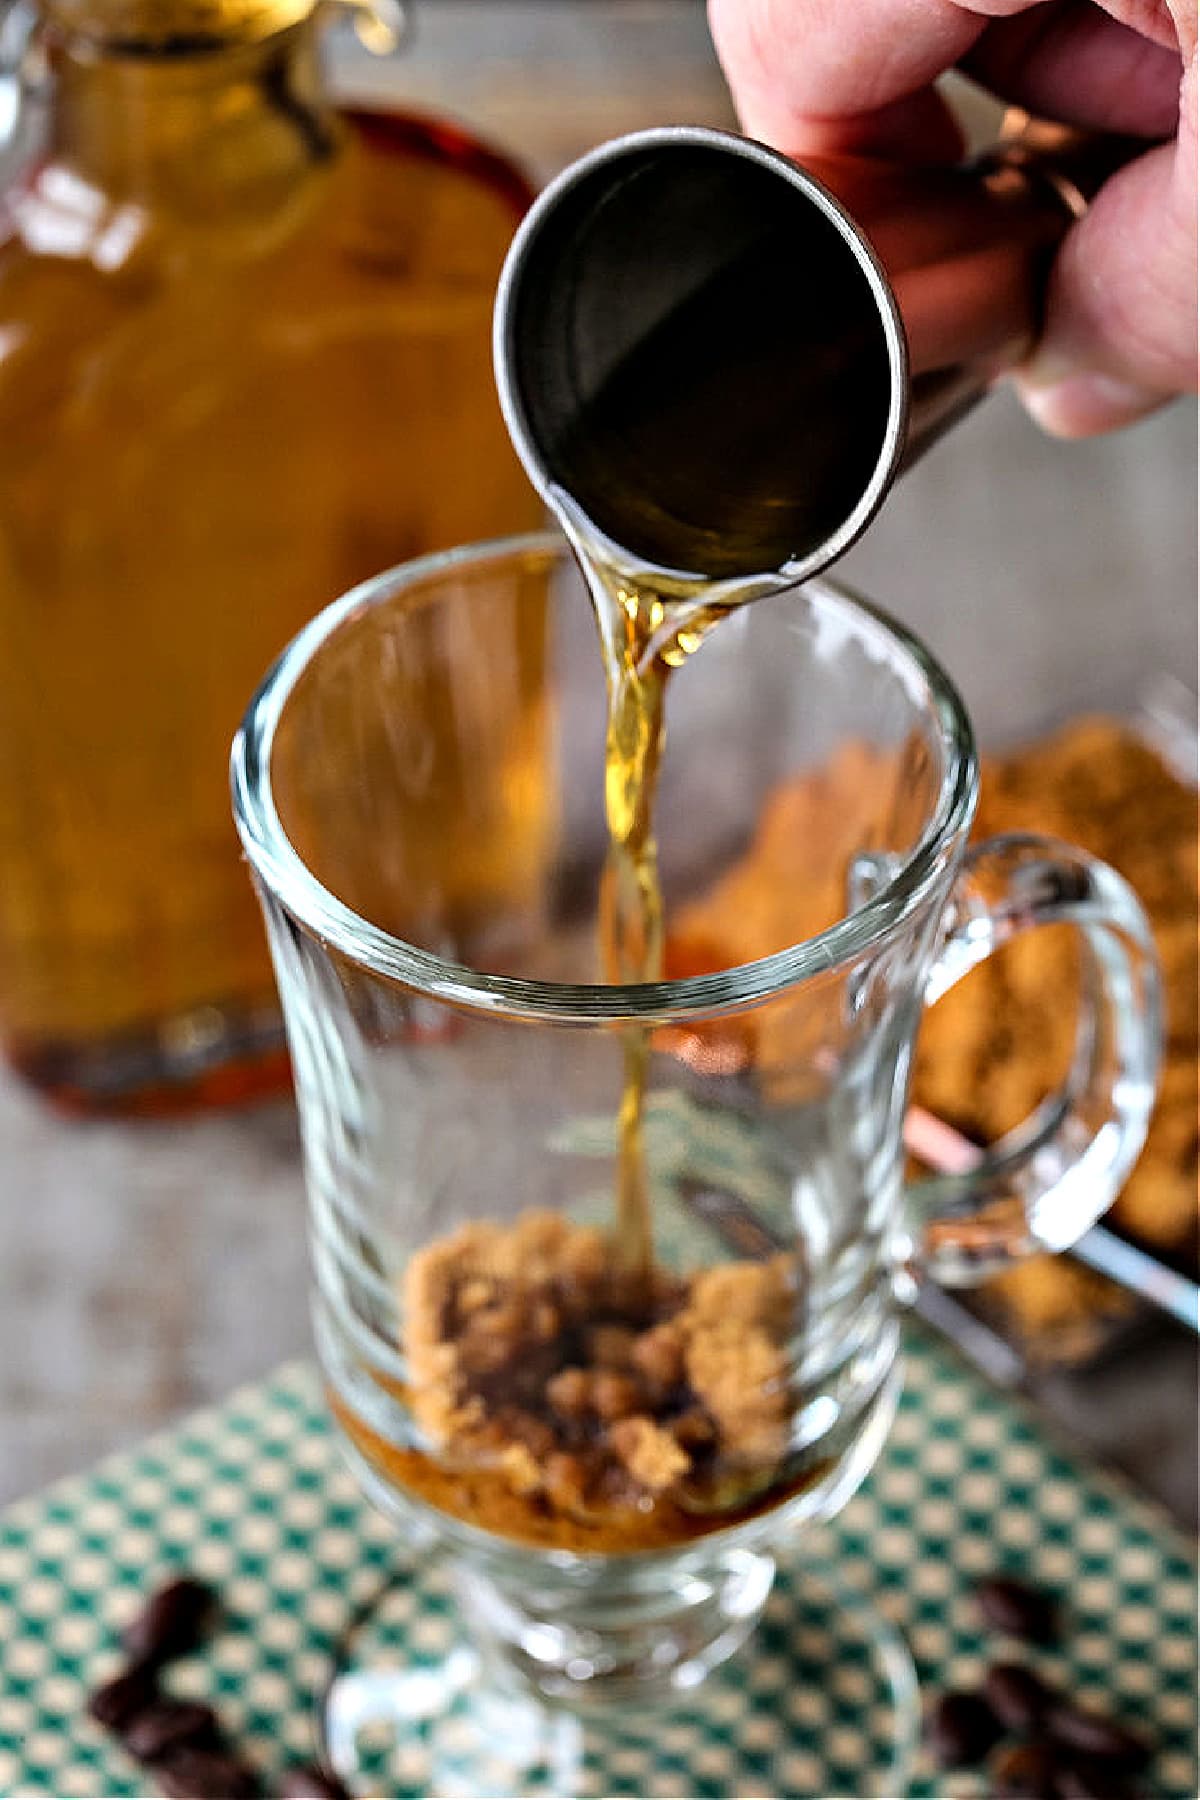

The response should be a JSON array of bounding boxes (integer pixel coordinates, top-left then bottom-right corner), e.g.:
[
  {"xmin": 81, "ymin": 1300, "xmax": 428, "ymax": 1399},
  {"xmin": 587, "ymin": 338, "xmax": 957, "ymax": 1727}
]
[
  {"xmin": 579, "ymin": 539, "xmax": 731, "ymax": 1278},
  {"xmin": 332, "ymin": 1386, "xmax": 826, "ymax": 1555},
  {"xmin": 0, "ymin": 64, "xmax": 542, "ymax": 1109}
]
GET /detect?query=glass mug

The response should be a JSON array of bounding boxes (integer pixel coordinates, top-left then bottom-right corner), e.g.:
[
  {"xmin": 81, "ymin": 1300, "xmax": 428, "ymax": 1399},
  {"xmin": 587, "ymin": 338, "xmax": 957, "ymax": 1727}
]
[{"xmin": 232, "ymin": 534, "xmax": 1158, "ymax": 1793}]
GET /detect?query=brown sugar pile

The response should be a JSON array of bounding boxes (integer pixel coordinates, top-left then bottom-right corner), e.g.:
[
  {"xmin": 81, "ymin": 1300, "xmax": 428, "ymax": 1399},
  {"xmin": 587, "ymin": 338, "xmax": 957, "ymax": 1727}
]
[
  {"xmin": 663, "ymin": 717, "xmax": 1197, "ymax": 1345},
  {"xmin": 389, "ymin": 1209, "xmax": 800, "ymax": 1551},
  {"xmin": 912, "ymin": 716, "xmax": 1197, "ymax": 1343},
  {"xmin": 662, "ymin": 739, "xmax": 922, "ymax": 1098}
]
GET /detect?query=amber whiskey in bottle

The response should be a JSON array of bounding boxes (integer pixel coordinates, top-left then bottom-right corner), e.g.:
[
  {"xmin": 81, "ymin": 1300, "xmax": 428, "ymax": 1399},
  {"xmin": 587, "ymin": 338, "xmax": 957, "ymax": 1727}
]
[{"xmin": 0, "ymin": 0, "xmax": 543, "ymax": 1111}]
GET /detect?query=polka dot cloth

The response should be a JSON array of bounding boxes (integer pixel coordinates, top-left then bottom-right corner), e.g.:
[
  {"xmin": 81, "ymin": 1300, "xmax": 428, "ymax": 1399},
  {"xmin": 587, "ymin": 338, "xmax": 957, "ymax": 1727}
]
[{"xmin": 0, "ymin": 1327, "xmax": 1194, "ymax": 1798}]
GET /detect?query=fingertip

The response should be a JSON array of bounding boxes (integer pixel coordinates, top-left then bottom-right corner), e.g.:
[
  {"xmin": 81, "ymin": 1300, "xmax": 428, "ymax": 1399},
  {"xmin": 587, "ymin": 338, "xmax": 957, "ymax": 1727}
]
[{"xmin": 1015, "ymin": 370, "xmax": 1169, "ymax": 438}]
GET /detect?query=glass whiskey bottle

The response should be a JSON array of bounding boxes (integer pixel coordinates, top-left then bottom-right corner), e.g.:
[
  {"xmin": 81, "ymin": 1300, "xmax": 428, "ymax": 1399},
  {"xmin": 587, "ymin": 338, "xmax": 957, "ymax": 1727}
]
[{"xmin": 0, "ymin": 0, "xmax": 543, "ymax": 1111}]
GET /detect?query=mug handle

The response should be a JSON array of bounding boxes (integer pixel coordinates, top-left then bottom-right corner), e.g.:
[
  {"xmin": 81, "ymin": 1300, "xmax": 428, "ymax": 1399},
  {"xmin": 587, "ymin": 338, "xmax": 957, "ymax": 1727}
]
[{"xmin": 907, "ymin": 833, "xmax": 1161, "ymax": 1285}]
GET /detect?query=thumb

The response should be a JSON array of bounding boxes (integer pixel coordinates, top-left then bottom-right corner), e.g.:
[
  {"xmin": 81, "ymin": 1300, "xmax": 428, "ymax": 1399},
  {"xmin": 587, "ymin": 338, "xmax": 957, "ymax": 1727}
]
[{"xmin": 1016, "ymin": 54, "xmax": 1198, "ymax": 436}]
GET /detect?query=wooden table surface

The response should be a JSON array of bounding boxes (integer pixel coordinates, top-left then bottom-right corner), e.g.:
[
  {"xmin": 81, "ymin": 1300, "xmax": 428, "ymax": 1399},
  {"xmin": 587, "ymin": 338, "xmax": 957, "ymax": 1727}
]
[{"xmin": 1, "ymin": 2, "xmax": 1196, "ymax": 1525}]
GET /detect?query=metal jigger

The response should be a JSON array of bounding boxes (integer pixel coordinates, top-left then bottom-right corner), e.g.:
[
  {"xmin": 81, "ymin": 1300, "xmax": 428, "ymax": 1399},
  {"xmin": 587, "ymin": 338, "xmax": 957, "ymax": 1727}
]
[{"xmin": 494, "ymin": 119, "xmax": 1138, "ymax": 593}]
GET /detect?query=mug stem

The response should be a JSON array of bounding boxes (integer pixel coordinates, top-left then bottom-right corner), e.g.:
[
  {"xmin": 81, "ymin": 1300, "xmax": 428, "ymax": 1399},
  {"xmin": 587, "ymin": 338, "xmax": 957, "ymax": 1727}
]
[
  {"xmin": 454, "ymin": 1547, "xmax": 776, "ymax": 1706},
  {"xmin": 317, "ymin": 1545, "xmax": 922, "ymax": 1796}
]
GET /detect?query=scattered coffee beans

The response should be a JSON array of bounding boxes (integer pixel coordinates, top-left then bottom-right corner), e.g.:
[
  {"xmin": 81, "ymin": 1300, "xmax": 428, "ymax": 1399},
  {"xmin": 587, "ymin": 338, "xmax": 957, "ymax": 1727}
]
[
  {"xmin": 919, "ymin": 1573, "xmax": 1157, "ymax": 1800},
  {"xmin": 92, "ymin": 1563, "xmax": 1158, "ymax": 1800},
  {"xmin": 926, "ymin": 1690, "xmax": 1003, "ymax": 1766},
  {"xmin": 984, "ymin": 1662, "xmax": 1052, "ymax": 1733},
  {"xmin": 278, "ymin": 1764, "xmax": 354, "ymax": 1800},
  {"xmin": 87, "ymin": 1572, "xmax": 267, "ymax": 1796},
  {"xmin": 124, "ymin": 1576, "xmax": 217, "ymax": 1667},
  {"xmin": 975, "ymin": 1575, "xmax": 1059, "ymax": 1645}
]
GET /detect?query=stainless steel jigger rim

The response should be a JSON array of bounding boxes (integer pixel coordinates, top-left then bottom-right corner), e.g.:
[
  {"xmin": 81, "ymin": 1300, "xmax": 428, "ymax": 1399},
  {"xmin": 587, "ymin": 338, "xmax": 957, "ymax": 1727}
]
[{"xmin": 493, "ymin": 123, "xmax": 911, "ymax": 592}]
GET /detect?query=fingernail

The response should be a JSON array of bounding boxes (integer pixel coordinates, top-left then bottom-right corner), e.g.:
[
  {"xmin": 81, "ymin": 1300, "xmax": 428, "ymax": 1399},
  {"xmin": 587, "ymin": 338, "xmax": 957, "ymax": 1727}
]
[{"xmin": 1017, "ymin": 371, "xmax": 1162, "ymax": 438}]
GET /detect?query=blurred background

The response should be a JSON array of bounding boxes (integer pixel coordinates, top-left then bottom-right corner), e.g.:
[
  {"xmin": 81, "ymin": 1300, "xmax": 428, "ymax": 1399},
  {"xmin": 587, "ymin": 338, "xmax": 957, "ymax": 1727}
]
[{"xmin": 0, "ymin": 0, "xmax": 1195, "ymax": 1512}]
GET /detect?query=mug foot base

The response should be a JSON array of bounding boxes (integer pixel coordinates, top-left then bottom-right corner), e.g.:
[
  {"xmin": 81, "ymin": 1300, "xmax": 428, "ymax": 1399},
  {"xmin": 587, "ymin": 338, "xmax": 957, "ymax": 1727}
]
[{"xmin": 317, "ymin": 1552, "xmax": 920, "ymax": 1798}]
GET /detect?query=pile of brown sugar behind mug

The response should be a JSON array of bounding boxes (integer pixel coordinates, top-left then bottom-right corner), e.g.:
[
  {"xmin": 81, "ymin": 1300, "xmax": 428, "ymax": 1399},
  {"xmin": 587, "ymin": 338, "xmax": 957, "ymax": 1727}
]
[
  {"xmin": 913, "ymin": 715, "xmax": 1198, "ymax": 1346},
  {"xmin": 87, "ymin": 1572, "xmax": 350, "ymax": 1799},
  {"xmin": 667, "ymin": 714, "xmax": 1197, "ymax": 1345},
  {"xmin": 925, "ymin": 1573, "xmax": 1154, "ymax": 1797}
]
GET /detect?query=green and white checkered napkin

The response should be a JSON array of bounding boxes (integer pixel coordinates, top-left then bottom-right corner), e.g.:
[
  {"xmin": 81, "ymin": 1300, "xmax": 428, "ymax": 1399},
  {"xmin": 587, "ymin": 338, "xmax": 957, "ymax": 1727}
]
[{"xmin": 0, "ymin": 1327, "xmax": 1195, "ymax": 1800}]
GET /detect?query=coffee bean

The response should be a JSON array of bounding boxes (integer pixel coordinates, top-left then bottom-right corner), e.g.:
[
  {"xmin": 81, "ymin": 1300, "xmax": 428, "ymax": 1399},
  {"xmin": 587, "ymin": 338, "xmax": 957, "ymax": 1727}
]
[
  {"xmin": 976, "ymin": 1575, "xmax": 1059, "ymax": 1645},
  {"xmin": 155, "ymin": 1747, "xmax": 259, "ymax": 1798},
  {"xmin": 1047, "ymin": 1703, "xmax": 1150, "ymax": 1770},
  {"xmin": 278, "ymin": 1763, "xmax": 353, "ymax": 1800},
  {"xmin": 926, "ymin": 1690, "xmax": 1002, "ymax": 1766},
  {"xmin": 122, "ymin": 1699, "xmax": 219, "ymax": 1763},
  {"xmin": 990, "ymin": 1740, "xmax": 1059, "ymax": 1798},
  {"xmin": 124, "ymin": 1577, "xmax": 217, "ymax": 1666},
  {"xmin": 984, "ymin": 1661, "xmax": 1053, "ymax": 1732},
  {"xmin": 1053, "ymin": 1753, "xmax": 1135, "ymax": 1800},
  {"xmin": 87, "ymin": 1664, "xmax": 158, "ymax": 1732}
]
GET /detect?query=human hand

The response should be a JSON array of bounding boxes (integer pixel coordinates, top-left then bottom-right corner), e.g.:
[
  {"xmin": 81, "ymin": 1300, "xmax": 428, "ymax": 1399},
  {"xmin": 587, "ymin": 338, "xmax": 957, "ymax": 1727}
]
[{"xmin": 708, "ymin": 0, "xmax": 1197, "ymax": 436}]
